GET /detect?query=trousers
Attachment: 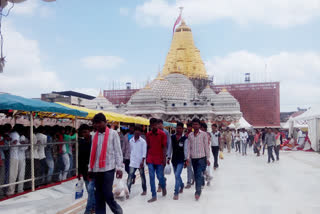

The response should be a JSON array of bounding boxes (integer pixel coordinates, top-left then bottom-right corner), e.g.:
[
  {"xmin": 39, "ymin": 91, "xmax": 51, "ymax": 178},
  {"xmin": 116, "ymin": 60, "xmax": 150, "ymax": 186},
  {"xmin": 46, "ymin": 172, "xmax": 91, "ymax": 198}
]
[
  {"xmin": 84, "ymin": 179, "xmax": 96, "ymax": 213},
  {"xmin": 226, "ymin": 140, "xmax": 231, "ymax": 152},
  {"xmin": 191, "ymin": 157, "xmax": 206, "ymax": 196},
  {"xmin": 59, "ymin": 153, "xmax": 70, "ymax": 181},
  {"xmin": 211, "ymin": 146, "xmax": 219, "ymax": 168},
  {"xmin": 235, "ymin": 141, "xmax": 241, "ymax": 153},
  {"xmin": 274, "ymin": 145, "xmax": 280, "ymax": 160},
  {"xmin": 127, "ymin": 167, "xmax": 146, "ymax": 193},
  {"xmin": 241, "ymin": 141, "xmax": 247, "ymax": 155},
  {"xmin": 268, "ymin": 146, "xmax": 275, "ymax": 163},
  {"xmin": 147, "ymin": 163, "xmax": 165, "ymax": 198},
  {"xmin": 173, "ymin": 163, "xmax": 184, "ymax": 195},
  {"xmin": 46, "ymin": 156, "xmax": 54, "ymax": 183},
  {"xmin": 94, "ymin": 170, "xmax": 123, "ymax": 214}
]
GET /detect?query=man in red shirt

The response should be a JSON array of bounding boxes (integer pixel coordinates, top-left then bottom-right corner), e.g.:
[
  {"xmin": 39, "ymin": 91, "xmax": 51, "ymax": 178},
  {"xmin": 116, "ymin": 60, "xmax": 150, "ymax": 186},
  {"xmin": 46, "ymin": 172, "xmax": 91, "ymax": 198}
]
[{"xmin": 146, "ymin": 118, "xmax": 167, "ymax": 203}]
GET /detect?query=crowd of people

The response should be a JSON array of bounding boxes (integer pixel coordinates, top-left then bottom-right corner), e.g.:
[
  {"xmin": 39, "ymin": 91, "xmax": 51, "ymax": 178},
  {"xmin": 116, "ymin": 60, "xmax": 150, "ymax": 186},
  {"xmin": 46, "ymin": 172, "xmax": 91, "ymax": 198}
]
[
  {"xmin": 0, "ymin": 124, "xmax": 78, "ymax": 198},
  {"xmin": 77, "ymin": 113, "xmax": 288, "ymax": 214},
  {"xmin": 1, "ymin": 113, "xmax": 289, "ymax": 214}
]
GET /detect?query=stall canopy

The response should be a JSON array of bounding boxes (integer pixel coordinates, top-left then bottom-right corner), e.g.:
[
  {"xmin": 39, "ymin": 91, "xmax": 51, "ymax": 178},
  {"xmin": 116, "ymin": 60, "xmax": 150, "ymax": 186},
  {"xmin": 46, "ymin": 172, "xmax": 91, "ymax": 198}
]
[
  {"xmin": 292, "ymin": 105, "xmax": 320, "ymax": 151},
  {"xmin": 0, "ymin": 93, "xmax": 87, "ymax": 117},
  {"xmin": 229, "ymin": 117, "xmax": 252, "ymax": 130},
  {"xmin": 56, "ymin": 102, "xmax": 149, "ymax": 125},
  {"xmin": 163, "ymin": 121, "xmax": 176, "ymax": 128}
]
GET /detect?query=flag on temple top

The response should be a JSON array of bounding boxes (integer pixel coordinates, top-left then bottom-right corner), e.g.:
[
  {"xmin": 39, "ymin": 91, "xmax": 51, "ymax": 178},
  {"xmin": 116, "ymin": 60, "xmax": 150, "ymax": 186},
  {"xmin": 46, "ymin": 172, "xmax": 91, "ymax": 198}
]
[{"xmin": 172, "ymin": 13, "xmax": 182, "ymax": 37}]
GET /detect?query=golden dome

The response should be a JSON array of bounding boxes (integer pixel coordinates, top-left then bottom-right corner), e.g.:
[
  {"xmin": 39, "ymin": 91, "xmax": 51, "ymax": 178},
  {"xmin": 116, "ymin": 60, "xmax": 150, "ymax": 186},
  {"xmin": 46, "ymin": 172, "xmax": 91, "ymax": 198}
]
[{"xmin": 162, "ymin": 20, "xmax": 208, "ymax": 79}]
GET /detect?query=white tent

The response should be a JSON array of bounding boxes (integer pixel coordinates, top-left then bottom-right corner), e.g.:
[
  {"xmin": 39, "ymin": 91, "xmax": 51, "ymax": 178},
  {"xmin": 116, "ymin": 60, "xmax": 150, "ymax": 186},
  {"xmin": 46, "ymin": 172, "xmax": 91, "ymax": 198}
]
[
  {"xmin": 292, "ymin": 106, "xmax": 320, "ymax": 151},
  {"xmin": 284, "ymin": 116, "xmax": 308, "ymax": 130},
  {"xmin": 230, "ymin": 117, "xmax": 252, "ymax": 130},
  {"xmin": 228, "ymin": 123, "xmax": 236, "ymax": 129}
]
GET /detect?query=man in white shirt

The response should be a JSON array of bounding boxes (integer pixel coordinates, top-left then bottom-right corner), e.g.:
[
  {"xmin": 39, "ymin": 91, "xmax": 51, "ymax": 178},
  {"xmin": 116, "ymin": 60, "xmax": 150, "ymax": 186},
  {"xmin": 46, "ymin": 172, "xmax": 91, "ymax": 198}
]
[
  {"xmin": 17, "ymin": 129, "xmax": 28, "ymax": 193},
  {"xmin": 7, "ymin": 125, "xmax": 22, "ymax": 196},
  {"xmin": 210, "ymin": 124, "xmax": 220, "ymax": 170},
  {"xmin": 240, "ymin": 129, "xmax": 249, "ymax": 156},
  {"xmin": 36, "ymin": 126, "xmax": 47, "ymax": 185},
  {"xmin": 24, "ymin": 132, "xmax": 37, "ymax": 190},
  {"xmin": 89, "ymin": 113, "xmax": 123, "ymax": 214},
  {"xmin": 127, "ymin": 125, "xmax": 147, "ymax": 196}
]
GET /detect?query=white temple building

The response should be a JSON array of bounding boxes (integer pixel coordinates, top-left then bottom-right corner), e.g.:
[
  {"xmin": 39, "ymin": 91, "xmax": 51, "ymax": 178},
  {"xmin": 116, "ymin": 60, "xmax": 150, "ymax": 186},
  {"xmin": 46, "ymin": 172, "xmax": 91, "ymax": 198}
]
[{"xmin": 122, "ymin": 20, "xmax": 242, "ymax": 124}]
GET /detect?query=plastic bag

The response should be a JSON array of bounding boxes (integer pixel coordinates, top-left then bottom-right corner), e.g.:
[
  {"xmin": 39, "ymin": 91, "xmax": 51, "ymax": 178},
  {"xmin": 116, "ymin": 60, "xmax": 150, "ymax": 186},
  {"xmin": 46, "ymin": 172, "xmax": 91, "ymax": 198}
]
[
  {"xmin": 74, "ymin": 179, "xmax": 84, "ymax": 200},
  {"xmin": 205, "ymin": 163, "xmax": 213, "ymax": 180},
  {"xmin": 164, "ymin": 164, "xmax": 172, "ymax": 175},
  {"xmin": 113, "ymin": 178, "xmax": 129, "ymax": 199},
  {"xmin": 219, "ymin": 151, "xmax": 224, "ymax": 159}
]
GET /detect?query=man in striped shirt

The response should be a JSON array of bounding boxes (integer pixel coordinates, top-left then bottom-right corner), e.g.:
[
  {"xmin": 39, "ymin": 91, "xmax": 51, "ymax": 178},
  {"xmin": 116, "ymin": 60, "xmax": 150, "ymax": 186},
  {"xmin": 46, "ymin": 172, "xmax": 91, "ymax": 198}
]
[{"xmin": 186, "ymin": 118, "xmax": 210, "ymax": 201}]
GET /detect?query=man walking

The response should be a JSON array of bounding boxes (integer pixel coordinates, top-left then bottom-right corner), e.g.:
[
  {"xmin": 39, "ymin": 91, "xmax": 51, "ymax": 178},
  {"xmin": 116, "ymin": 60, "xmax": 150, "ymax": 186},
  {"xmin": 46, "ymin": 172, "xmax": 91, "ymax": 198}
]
[
  {"xmin": 264, "ymin": 128, "xmax": 276, "ymax": 163},
  {"xmin": 127, "ymin": 125, "xmax": 147, "ymax": 196},
  {"xmin": 224, "ymin": 128, "xmax": 232, "ymax": 153},
  {"xmin": 78, "ymin": 124, "xmax": 95, "ymax": 214},
  {"xmin": 210, "ymin": 124, "xmax": 220, "ymax": 170},
  {"xmin": 157, "ymin": 119, "xmax": 171, "ymax": 193},
  {"xmin": 274, "ymin": 129, "xmax": 281, "ymax": 161},
  {"xmin": 122, "ymin": 124, "xmax": 135, "ymax": 183},
  {"xmin": 185, "ymin": 122, "xmax": 194, "ymax": 189},
  {"xmin": 146, "ymin": 118, "xmax": 167, "ymax": 203},
  {"xmin": 187, "ymin": 118, "xmax": 210, "ymax": 201},
  {"xmin": 170, "ymin": 122, "xmax": 187, "ymax": 200},
  {"xmin": 89, "ymin": 113, "xmax": 123, "ymax": 214},
  {"xmin": 240, "ymin": 129, "xmax": 248, "ymax": 156},
  {"xmin": 253, "ymin": 130, "xmax": 262, "ymax": 157}
]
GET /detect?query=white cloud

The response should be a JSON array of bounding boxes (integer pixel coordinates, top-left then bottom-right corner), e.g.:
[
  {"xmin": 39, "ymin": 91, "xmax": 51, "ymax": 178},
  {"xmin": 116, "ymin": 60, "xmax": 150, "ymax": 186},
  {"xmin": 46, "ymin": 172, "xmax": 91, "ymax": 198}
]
[
  {"xmin": 81, "ymin": 56, "xmax": 125, "ymax": 70},
  {"xmin": 205, "ymin": 51, "xmax": 320, "ymax": 111},
  {"xmin": 9, "ymin": 0, "xmax": 55, "ymax": 17},
  {"xmin": 135, "ymin": 0, "xmax": 320, "ymax": 28},
  {"xmin": 72, "ymin": 88, "xmax": 100, "ymax": 97},
  {"xmin": 0, "ymin": 22, "xmax": 63, "ymax": 97},
  {"xmin": 119, "ymin": 7, "xmax": 130, "ymax": 16}
]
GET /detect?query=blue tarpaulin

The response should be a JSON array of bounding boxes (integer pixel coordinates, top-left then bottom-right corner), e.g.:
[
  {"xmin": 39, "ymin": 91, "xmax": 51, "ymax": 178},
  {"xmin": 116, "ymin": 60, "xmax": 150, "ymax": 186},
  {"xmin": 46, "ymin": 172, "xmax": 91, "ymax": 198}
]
[
  {"xmin": 0, "ymin": 93, "xmax": 87, "ymax": 117},
  {"xmin": 163, "ymin": 121, "xmax": 176, "ymax": 128}
]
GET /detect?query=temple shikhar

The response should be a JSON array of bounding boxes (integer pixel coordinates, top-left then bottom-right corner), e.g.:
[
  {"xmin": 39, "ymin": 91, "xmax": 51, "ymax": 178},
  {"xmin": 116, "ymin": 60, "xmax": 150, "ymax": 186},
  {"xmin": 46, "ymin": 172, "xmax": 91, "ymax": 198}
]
[{"xmin": 123, "ymin": 19, "xmax": 242, "ymax": 124}]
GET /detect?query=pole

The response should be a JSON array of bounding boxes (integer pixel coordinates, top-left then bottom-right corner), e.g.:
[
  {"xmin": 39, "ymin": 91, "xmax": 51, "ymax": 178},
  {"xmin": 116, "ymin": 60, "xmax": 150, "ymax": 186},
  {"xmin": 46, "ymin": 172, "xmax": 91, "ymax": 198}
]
[
  {"xmin": 30, "ymin": 112, "xmax": 35, "ymax": 192},
  {"xmin": 75, "ymin": 117, "xmax": 79, "ymax": 177}
]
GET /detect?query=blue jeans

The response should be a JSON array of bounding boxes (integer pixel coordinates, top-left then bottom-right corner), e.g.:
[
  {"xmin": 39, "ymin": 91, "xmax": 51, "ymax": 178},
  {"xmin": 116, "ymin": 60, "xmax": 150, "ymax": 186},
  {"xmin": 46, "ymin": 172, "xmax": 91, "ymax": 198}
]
[
  {"xmin": 46, "ymin": 156, "xmax": 54, "ymax": 183},
  {"xmin": 191, "ymin": 157, "xmax": 206, "ymax": 196},
  {"xmin": 94, "ymin": 170, "xmax": 122, "ymax": 214},
  {"xmin": 173, "ymin": 163, "xmax": 184, "ymax": 195},
  {"xmin": 147, "ymin": 164, "xmax": 165, "ymax": 198},
  {"xmin": 127, "ymin": 167, "xmax": 146, "ymax": 192},
  {"xmin": 85, "ymin": 180, "xmax": 96, "ymax": 213},
  {"xmin": 241, "ymin": 141, "xmax": 247, "ymax": 155}
]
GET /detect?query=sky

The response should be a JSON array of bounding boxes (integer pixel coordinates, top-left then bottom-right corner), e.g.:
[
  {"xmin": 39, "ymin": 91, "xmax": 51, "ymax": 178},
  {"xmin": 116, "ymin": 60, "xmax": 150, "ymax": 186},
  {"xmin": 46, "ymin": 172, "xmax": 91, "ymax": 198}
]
[{"xmin": 0, "ymin": 0, "xmax": 319, "ymax": 112}]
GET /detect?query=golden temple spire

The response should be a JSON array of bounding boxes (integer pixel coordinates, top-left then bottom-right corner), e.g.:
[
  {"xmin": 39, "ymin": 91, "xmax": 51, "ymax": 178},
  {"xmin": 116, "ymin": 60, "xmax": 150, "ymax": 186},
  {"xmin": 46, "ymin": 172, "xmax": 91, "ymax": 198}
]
[
  {"xmin": 162, "ymin": 18, "xmax": 208, "ymax": 79},
  {"xmin": 98, "ymin": 89, "xmax": 103, "ymax": 97},
  {"xmin": 155, "ymin": 71, "xmax": 164, "ymax": 80},
  {"xmin": 221, "ymin": 88, "xmax": 228, "ymax": 92}
]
